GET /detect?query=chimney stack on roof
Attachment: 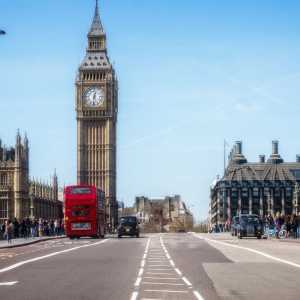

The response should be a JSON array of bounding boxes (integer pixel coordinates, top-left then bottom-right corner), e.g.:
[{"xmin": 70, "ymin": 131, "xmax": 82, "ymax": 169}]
[
  {"xmin": 272, "ymin": 140, "xmax": 279, "ymax": 155},
  {"xmin": 268, "ymin": 140, "xmax": 283, "ymax": 163},
  {"xmin": 235, "ymin": 141, "xmax": 242, "ymax": 155},
  {"xmin": 230, "ymin": 141, "xmax": 247, "ymax": 165},
  {"xmin": 259, "ymin": 155, "xmax": 265, "ymax": 163}
]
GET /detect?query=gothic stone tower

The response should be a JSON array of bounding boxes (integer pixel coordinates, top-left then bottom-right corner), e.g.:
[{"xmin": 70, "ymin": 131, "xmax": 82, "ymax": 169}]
[{"xmin": 76, "ymin": 1, "xmax": 118, "ymax": 228}]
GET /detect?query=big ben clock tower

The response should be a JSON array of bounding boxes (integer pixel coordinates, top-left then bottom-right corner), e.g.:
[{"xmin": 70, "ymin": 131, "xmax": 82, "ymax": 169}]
[{"xmin": 76, "ymin": 0, "xmax": 118, "ymax": 228}]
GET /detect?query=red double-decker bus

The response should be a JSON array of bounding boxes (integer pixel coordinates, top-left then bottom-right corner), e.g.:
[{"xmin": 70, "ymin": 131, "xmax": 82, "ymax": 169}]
[{"xmin": 64, "ymin": 185, "xmax": 106, "ymax": 239}]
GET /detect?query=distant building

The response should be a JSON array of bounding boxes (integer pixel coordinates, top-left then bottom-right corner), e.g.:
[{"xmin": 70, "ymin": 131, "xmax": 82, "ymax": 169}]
[
  {"xmin": 121, "ymin": 195, "xmax": 194, "ymax": 232},
  {"xmin": 0, "ymin": 132, "xmax": 63, "ymax": 223},
  {"xmin": 210, "ymin": 141, "xmax": 300, "ymax": 226}
]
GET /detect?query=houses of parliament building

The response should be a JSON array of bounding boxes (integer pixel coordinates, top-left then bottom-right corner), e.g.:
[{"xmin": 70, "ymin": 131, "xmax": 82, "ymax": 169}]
[{"xmin": 0, "ymin": 132, "xmax": 63, "ymax": 223}]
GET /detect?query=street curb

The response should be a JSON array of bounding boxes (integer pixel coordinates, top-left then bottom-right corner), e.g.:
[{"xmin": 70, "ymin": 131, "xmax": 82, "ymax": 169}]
[{"xmin": 0, "ymin": 236, "xmax": 66, "ymax": 249}]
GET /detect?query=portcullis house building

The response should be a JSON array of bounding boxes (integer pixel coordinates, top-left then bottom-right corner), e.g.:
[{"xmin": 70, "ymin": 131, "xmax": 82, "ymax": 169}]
[{"xmin": 210, "ymin": 141, "xmax": 300, "ymax": 226}]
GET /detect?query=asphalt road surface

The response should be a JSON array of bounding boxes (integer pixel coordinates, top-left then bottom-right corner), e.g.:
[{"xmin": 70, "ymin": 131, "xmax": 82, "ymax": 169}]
[{"xmin": 0, "ymin": 233, "xmax": 300, "ymax": 300}]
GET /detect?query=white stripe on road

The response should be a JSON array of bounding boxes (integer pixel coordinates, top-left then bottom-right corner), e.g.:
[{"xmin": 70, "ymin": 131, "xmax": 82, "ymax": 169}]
[
  {"xmin": 146, "ymin": 272, "xmax": 174, "ymax": 275},
  {"xmin": 0, "ymin": 281, "xmax": 18, "ymax": 286},
  {"xmin": 182, "ymin": 277, "xmax": 192, "ymax": 286},
  {"xmin": 135, "ymin": 277, "xmax": 142, "ymax": 287},
  {"xmin": 142, "ymin": 282, "xmax": 185, "ymax": 286},
  {"xmin": 174, "ymin": 268, "xmax": 182, "ymax": 276},
  {"xmin": 143, "ymin": 277, "xmax": 179, "ymax": 280},
  {"xmin": 192, "ymin": 233, "xmax": 300, "ymax": 269},
  {"xmin": 138, "ymin": 268, "xmax": 144, "ymax": 277},
  {"xmin": 0, "ymin": 239, "xmax": 109, "ymax": 274},
  {"xmin": 194, "ymin": 290, "xmax": 205, "ymax": 300},
  {"xmin": 144, "ymin": 289, "xmax": 188, "ymax": 293},
  {"xmin": 130, "ymin": 291, "xmax": 139, "ymax": 300}
]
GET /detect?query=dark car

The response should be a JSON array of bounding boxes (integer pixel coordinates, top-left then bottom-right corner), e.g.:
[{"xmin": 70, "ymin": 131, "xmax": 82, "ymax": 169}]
[
  {"xmin": 237, "ymin": 214, "xmax": 263, "ymax": 239},
  {"xmin": 231, "ymin": 216, "xmax": 240, "ymax": 236},
  {"xmin": 118, "ymin": 216, "xmax": 140, "ymax": 238}
]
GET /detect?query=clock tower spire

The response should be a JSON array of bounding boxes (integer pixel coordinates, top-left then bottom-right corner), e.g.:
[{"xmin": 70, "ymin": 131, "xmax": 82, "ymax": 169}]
[{"xmin": 76, "ymin": 1, "xmax": 118, "ymax": 229}]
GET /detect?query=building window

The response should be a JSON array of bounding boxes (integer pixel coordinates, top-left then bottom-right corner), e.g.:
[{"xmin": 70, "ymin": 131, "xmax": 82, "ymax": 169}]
[{"xmin": 0, "ymin": 174, "xmax": 7, "ymax": 186}]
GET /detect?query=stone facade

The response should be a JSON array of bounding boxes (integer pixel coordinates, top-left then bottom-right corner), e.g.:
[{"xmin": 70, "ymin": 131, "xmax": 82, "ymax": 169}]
[
  {"xmin": 210, "ymin": 141, "xmax": 300, "ymax": 226},
  {"xmin": 0, "ymin": 133, "xmax": 63, "ymax": 223},
  {"xmin": 121, "ymin": 196, "xmax": 194, "ymax": 232},
  {"xmin": 76, "ymin": 1, "xmax": 118, "ymax": 228}
]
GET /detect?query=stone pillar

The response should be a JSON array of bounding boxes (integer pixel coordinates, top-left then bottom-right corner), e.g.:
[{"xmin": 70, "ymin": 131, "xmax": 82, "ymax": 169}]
[
  {"xmin": 259, "ymin": 188, "xmax": 264, "ymax": 217},
  {"xmin": 270, "ymin": 189, "xmax": 274, "ymax": 216},
  {"xmin": 281, "ymin": 189, "xmax": 285, "ymax": 215},
  {"xmin": 238, "ymin": 189, "xmax": 242, "ymax": 215},
  {"xmin": 227, "ymin": 191, "xmax": 231, "ymax": 221},
  {"xmin": 249, "ymin": 189, "xmax": 253, "ymax": 215},
  {"xmin": 216, "ymin": 191, "xmax": 221, "ymax": 224}
]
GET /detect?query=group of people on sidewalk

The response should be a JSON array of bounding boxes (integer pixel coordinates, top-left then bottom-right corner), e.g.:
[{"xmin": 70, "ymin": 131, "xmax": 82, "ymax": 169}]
[
  {"xmin": 1, "ymin": 218, "xmax": 64, "ymax": 244},
  {"xmin": 264, "ymin": 212, "xmax": 300, "ymax": 238},
  {"xmin": 212, "ymin": 212, "xmax": 300, "ymax": 239}
]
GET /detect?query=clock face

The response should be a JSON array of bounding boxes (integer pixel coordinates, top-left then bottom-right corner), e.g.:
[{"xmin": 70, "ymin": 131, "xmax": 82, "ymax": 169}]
[{"xmin": 84, "ymin": 87, "xmax": 105, "ymax": 107}]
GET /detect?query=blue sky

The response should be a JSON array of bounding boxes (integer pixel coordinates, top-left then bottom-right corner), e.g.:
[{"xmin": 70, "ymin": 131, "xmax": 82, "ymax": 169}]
[{"xmin": 1, "ymin": 0, "xmax": 300, "ymax": 221}]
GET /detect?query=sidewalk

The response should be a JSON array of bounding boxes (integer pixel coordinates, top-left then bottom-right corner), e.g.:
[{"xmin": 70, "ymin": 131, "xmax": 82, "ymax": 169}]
[
  {"xmin": 0, "ymin": 235, "xmax": 66, "ymax": 249},
  {"xmin": 200, "ymin": 232, "xmax": 300, "ymax": 243}
]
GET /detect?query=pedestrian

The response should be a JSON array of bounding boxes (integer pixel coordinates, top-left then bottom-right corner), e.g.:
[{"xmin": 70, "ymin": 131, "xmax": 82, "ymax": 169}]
[
  {"xmin": 5, "ymin": 220, "xmax": 14, "ymax": 244},
  {"xmin": 38, "ymin": 219, "xmax": 43, "ymax": 237},
  {"xmin": 54, "ymin": 219, "xmax": 59, "ymax": 236},
  {"xmin": 13, "ymin": 218, "xmax": 19, "ymax": 238},
  {"xmin": 297, "ymin": 213, "xmax": 300, "ymax": 239},
  {"xmin": 1, "ymin": 222, "xmax": 6, "ymax": 239}
]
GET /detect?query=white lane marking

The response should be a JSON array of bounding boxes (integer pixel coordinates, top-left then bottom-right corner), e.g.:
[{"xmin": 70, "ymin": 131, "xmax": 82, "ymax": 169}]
[
  {"xmin": 143, "ymin": 277, "xmax": 179, "ymax": 280},
  {"xmin": 130, "ymin": 291, "xmax": 139, "ymax": 300},
  {"xmin": 130, "ymin": 238, "xmax": 151, "ymax": 300},
  {"xmin": 144, "ymin": 289, "xmax": 188, "ymax": 293},
  {"xmin": 174, "ymin": 268, "xmax": 182, "ymax": 276},
  {"xmin": 135, "ymin": 277, "xmax": 142, "ymax": 287},
  {"xmin": 138, "ymin": 268, "xmax": 144, "ymax": 277},
  {"xmin": 182, "ymin": 277, "xmax": 192, "ymax": 286},
  {"xmin": 148, "ymin": 265, "xmax": 170, "ymax": 267},
  {"xmin": 0, "ymin": 281, "xmax": 18, "ymax": 286},
  {"xmin": 193, "ymin": 234, "xmax": 300, "ymax": 270},
  {"xmin": 160, "ymin": 236, "xmax": 206, "ymax": 300},
  {"xmin": 143, "ymin": 282, "xmax": 185, "ymax": 286},
  {"xmin": 194, "ymin": 290, "xmax": 205, "ymax": 300},
  {"xmin": 146, "ymin": 272, "xmax": 174, "ymax": 275},
  {"xmin": 0, "ymin": 239, "xmax": 108, "ymax": 274},
  {"xmin": 148, "ymin": 268, "xmax": 173, "ymax": 271}
]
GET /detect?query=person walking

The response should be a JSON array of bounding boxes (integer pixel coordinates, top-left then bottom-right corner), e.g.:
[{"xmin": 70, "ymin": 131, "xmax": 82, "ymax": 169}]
[{"xmin": 5, "ymin": 220, "xmax": 14, "ymax": 244}]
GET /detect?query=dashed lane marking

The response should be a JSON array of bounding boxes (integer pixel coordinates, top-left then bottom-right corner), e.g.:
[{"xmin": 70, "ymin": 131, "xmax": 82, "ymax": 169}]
[
  {"xmin": 130, "ymin": 291, "xmax": 139, "ymax": 300},
  {"xmin": 0, "ymin": 281, "xmax": 18, "ymax": 286},
  {"xmin": 144, "ymin": 289, "xmax": 189, "ymax": 294},
  {"xmin": 194, "ymin": 290, "xmax": 205, "ymax": 300}
]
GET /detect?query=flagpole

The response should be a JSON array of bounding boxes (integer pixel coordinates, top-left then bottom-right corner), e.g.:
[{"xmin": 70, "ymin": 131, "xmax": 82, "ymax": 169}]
[{"xmin": 224, "ymin": 140, "xmax": 226, "ymax": 176}]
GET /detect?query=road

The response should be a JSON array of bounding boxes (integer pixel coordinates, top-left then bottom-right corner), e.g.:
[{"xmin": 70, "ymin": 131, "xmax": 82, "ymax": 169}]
[{"xmin": 0, "ymin": 233, "xmax": 300, "ymax": 299}]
